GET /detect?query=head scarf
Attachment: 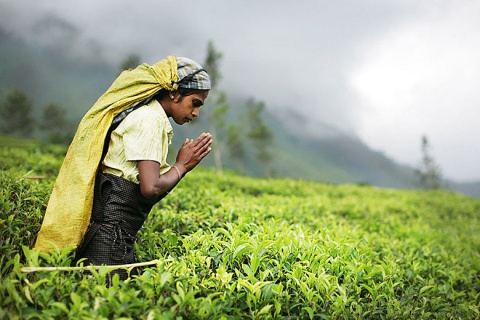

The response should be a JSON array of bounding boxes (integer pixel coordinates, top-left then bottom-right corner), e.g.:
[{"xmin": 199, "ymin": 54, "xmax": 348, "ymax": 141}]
[
  {"xmin": 35, "ymin": 56, "xmax": 209, "ymax": 252},
  {"xmin": 175, "ymin": 57, "xmax": 211, "ymax": 90}
]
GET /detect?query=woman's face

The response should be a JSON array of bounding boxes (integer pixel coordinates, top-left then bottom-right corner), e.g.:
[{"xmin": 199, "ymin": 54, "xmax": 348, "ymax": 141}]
[{"xmin": 171, "ymin": 90, "xmax": 209, "ymax": 125}]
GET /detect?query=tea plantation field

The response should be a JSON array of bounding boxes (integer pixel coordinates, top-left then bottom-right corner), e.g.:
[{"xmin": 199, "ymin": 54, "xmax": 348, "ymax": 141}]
[{"xmin": 1, "ymin": 142, "xmax": 479, "ymax": 319}]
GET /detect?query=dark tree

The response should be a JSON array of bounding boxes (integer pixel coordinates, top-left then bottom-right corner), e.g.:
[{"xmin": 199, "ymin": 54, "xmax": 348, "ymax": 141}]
[
  {"xmin": 414, "ymin": 135, "xmax": 443, "ymax": 190},
  {"xmin": 201, "ymin": 41, "xmax": 231, "ymax": 172},
  {"xmin": 226, "ymin": 123, "xmax": 246, "ymax": 172},
  {"xmin": 120, "ymin": 54, "xmax": 141, "ymax": 71},
  {"xmin": 246, "ymin": 98, "xmax": 274, "ymax": 177},
  {"xmin": 203, "ymin": 41, "xmax": 222, "ymax": 88},
  {"xmin": 40, "ymin": 103, "xmax": 73, "ymax": 144},
  {"xmin": 0, "ymin": 88, "xmax": 34, "ymax": 137}
]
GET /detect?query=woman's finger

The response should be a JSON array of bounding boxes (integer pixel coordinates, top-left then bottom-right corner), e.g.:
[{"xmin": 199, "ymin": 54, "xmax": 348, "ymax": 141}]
[{"xmin": 193, "ymin": 133, "xmax": 212, "ymax": 146}]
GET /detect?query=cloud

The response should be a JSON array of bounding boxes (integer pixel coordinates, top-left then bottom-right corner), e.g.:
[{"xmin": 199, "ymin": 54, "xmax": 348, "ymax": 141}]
[{"xmin": 350, "ymin": 1, "xmax": 480, "ymax": 181}]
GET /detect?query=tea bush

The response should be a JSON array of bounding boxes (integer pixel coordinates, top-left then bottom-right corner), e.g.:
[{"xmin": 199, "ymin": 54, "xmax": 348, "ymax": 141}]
[{"xmin": 1, "ymin": 143, "xmax": 479, "ymax": 319}]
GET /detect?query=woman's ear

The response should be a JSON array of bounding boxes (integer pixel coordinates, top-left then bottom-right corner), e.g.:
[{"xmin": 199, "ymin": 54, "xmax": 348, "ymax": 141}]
[{"xmin": 169, "ymin": 91, "xmax": 181, "ymax": 102}]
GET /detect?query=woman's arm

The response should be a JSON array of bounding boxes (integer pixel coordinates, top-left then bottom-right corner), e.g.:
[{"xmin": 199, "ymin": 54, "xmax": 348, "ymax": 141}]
[
  {"xmin": 138, "ymin": 132, "xmax": 212, "ymax": 199},
  {"xmin": 137, "ymin": 160, "xmax": 179, "ymax": 199}
]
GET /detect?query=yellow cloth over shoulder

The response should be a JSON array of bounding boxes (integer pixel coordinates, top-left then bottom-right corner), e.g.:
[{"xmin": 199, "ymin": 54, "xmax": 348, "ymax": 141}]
[{"xmin": 34, "ymin": 56, "xmax": 179, "ymax": 252}]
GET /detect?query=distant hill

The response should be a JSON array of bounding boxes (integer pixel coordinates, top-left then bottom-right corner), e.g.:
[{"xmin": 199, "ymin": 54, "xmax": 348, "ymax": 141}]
[
  {"xmin": 1, "ymin": 25, "xmax": 478, "ymax": 198},
  {"xmin": 447, "ymin": 181, "xmax": 480, "ymax": 199},
  {"xmin": 267, "ymin": 109, "xmax": 416, "ymax": 188},
  {"xmin": 268, "ymin": 110, "xmax": 480, "ymax": 198}
]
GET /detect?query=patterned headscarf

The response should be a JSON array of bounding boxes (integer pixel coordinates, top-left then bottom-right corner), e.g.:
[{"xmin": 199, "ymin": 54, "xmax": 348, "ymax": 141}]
[{"xmin": 174, "ymin": 57, "xmax": 211, "ymax": 90}]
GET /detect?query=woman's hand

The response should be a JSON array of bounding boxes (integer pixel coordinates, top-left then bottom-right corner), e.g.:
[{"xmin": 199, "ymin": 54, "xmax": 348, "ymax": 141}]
[
  {"xmin": 138, "ymin": 133, "xmax": 212, "ymax": 200},
  {"xmin": 175, "ymin": 132, "xmax": 213, "ymax": 175}
]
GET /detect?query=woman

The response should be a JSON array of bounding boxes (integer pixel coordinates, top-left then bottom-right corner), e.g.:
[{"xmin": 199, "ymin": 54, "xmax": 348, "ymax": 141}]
[{"xmin": 35, "ymin": 56, "xmax": 212, "ymax": 281}]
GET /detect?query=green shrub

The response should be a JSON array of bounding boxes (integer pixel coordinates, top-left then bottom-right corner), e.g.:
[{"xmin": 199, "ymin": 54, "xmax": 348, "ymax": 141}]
[{"xmin": 1, "ymin": 144, "xmax": 479, "ymax": 319}]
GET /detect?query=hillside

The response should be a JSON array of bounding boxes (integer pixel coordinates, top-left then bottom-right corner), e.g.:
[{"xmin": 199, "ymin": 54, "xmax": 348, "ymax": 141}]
[
  {"xmin": 1, "ymin": 25, "xmax": 479, "ymax": 198},
  {"xmin": 266, "ymin": 111, "xmax": 480, "ymax": 197},
  {"xmin": 268, "ymin": 109, "xmax": 416, "ymax": 188},
  {"xmin": 1, "ymin": 143, "xmax": 479, "ymax": 319}
]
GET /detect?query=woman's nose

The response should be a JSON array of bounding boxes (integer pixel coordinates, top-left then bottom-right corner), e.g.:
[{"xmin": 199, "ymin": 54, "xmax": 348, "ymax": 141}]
[{"xmin": 192, "ymin": 107, "xmax": 200, "ymax": 118}]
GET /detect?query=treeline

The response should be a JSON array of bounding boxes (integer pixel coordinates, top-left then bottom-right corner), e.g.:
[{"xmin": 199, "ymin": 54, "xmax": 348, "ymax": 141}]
[{"xmin": 0, "ymin": 88, "xmax": 75, "ymax": 144}]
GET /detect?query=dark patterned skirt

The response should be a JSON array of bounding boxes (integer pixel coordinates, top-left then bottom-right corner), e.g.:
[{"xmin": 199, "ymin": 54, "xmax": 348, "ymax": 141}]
[{"xmin": 74, "ymin": 173, "xmax": 160, "ymax": 283}]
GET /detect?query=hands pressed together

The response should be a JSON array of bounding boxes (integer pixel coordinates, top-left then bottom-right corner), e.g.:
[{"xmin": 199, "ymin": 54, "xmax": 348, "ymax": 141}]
[
  {"xmin": 138, "ymin": 132, "xmax": 212, "ymax": 199},
  {"xmin": 174, "ymin": 132, "xmax": 213, "ymax": 176}
]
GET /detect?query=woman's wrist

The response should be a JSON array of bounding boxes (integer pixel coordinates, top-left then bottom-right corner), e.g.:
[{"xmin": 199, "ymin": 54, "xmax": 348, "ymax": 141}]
[
  {"xmin": 173, "ymin": 164, "xmax": 187, "ymax": 179},
  {"xmin": 172, "ymin": 165, "xmax": 182, "ymax": 181}
]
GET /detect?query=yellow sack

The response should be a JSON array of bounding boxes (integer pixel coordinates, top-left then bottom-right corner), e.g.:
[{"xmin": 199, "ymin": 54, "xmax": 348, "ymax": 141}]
[{"xmin": 34, "ymin": 56, "xmax": 179, "ymax": 252}]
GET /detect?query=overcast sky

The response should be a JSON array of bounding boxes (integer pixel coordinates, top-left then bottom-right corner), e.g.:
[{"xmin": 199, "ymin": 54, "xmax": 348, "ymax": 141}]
[{"xmin": 1, "ymin": 0, "xmax": 479, "ymax": 182}]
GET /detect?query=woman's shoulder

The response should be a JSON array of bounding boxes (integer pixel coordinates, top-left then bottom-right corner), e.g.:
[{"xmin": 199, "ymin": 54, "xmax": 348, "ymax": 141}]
[{"xmin": 125, "ymin": 100, "xmax": 166, "ymax": 123}]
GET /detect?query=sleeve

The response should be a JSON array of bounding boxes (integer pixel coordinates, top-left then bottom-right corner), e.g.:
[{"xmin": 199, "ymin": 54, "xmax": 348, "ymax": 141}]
[{"xmin": 121, "ymin": 107, "xmax": 169, "ymax": 164}]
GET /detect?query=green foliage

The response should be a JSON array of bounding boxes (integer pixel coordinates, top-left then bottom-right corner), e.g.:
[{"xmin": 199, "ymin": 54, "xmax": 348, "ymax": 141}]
[{"xmin": 1, "ymin": 143, "xmax": 479, "ymax": 319}]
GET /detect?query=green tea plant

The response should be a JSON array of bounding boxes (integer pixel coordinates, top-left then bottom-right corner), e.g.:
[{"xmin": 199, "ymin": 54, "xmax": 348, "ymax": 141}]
[{"xmin": 1, "ymin": 142, "xmax": 479, "ymax": 319}]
